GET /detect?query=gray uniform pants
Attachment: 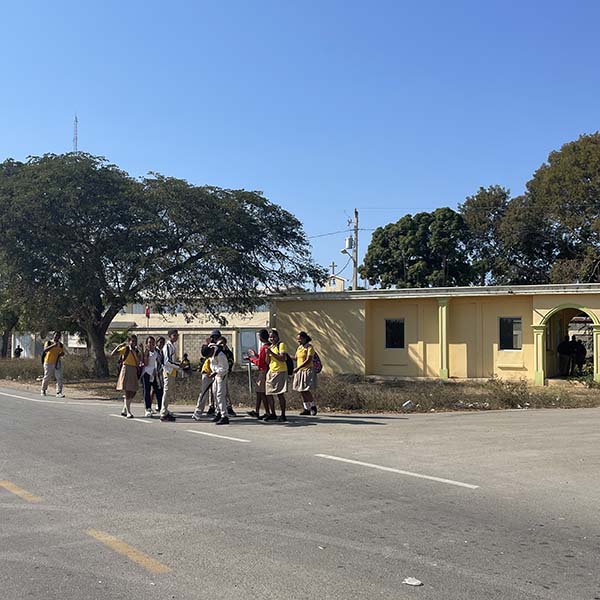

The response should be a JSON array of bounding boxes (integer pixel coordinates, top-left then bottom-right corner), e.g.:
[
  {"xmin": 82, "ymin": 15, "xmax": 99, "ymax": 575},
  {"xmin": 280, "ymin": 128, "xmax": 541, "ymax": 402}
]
[{"xmin": 42, "ymin": 364, "xmax": 63, "ymax": 394}]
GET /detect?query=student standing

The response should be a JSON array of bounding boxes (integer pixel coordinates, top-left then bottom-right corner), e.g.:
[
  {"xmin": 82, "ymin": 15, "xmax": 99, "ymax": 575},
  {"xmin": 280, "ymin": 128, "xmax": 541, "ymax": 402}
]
[
  {"xmin": 193, "ymin": 345, "xmax": 214, "ymax": 420},
  {"xmin": 160, "ymin": 329, "xmax": 180, "ymax": 422},
  {"xmin": 293, "ymin": 331, "xmax": 318, "ymax": 416},
  {"xmin": 154, "ymin": 336, "xmax": 166, "ymax": 412},
  {"xmin": 265, "ymin": 329, "xmax": 288, "ymax": 422},
  {"xmin": 141, "ymin": 336, "xmax": 163, "ymax": 417},
  {"xmin": 217, "ymin": 336, "xmax": 237, "ymax": 416},
  {"xmin": 204, "ymin": 330, "xmax": 221, "ymax": 415},
  {"xmin": 112, "ymin": 335, "xmax": 142, "ymax": 418},
  {"xmin": 209, "ymin": 343, "xmax": 230, "ymax": 425},
  {"xmin": 41, "ymin": 331, "xmax": 65, "ymax": 398},
  {"xmin": 246, "ymin": 329, "xmax": 272, "ymax": 419}
]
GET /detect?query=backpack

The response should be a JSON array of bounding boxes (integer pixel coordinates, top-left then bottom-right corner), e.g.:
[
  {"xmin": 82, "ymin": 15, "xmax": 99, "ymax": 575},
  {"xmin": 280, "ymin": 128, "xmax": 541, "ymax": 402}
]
[
  {"xmin": 312, "ymin": 350, "xmax": 323, "ymax": 374},
  {"xmin": 285, "ymin": 353, "xmax": 294, "ymax": 376}
]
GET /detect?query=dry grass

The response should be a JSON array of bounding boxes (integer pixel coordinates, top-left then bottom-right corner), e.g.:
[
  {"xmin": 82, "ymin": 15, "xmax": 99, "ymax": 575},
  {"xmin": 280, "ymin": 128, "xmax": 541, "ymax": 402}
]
[{"xmin": 1, "ymin": 357, "xmax": 599, "ymax": 412}]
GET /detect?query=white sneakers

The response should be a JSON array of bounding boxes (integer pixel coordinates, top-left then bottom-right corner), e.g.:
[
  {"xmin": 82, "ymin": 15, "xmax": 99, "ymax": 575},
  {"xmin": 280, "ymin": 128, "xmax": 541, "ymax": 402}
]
[
  {"xmin": 145, "ymin": 410, "xmax": 153, "ymax": 418},
  {"xmin": 40, "ymin": 391, "xmax": 46, "ymax": 396},
  {"xmin": 56, "ymin": 393, "xmax": 65, "ymax": 398},
  {"xmin": 192, "ymin": 412, "xmax": 203, "ymax": 421}
]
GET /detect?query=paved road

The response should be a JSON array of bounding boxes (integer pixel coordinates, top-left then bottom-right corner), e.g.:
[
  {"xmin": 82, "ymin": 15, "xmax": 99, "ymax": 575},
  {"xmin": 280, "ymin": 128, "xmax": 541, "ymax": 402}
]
[{"xmin": 1, "ymin": 384, "xmax": 599, "ymax": 599}]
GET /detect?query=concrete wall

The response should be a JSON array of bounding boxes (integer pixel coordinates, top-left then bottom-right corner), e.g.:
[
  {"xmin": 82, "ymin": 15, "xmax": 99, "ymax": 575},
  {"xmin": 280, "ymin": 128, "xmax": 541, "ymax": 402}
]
[{"xmin": 272, "ymin": 299, "xmax": 366, "ymax": 375}]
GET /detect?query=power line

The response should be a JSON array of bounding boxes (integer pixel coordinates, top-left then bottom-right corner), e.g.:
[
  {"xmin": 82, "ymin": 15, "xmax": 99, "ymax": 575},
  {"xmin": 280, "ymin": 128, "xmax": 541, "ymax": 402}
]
[{"xmin": 308, "ymin": 229, "xmax": 351, "ymax": 239}]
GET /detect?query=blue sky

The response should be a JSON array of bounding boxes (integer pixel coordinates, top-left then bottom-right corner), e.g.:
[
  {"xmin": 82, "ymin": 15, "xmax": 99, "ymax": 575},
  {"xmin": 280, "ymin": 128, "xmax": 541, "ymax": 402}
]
[{"xmin": 2, "ymin": 0, "xmax": 600, "ymax": 282}]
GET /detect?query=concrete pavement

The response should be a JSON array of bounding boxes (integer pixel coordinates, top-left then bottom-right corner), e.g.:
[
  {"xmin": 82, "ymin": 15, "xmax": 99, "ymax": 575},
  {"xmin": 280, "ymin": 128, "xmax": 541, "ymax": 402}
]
[{"xmin": 1, "ymin": 384, "xmax": 600, "ymax": 599}]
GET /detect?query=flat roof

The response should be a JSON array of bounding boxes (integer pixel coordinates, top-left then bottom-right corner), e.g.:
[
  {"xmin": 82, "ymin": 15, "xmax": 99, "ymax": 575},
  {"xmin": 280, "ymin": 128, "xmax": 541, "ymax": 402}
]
[{"xmin": 273, "ymin": 283, "xmax": 600, "ymax": 302}]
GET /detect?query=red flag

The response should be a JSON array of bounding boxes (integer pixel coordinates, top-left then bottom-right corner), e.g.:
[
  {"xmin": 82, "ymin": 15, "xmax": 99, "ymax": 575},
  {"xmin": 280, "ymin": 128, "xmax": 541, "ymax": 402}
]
[{"xmin": 145, "ymin": 305, "xmax": 150, "ymax": 319}]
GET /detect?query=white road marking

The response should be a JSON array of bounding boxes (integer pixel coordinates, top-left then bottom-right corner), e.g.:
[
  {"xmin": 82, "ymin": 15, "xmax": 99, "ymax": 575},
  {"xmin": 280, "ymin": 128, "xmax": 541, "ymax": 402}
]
[
  {"xmin": 186, "ymin": 429, "xmax": 251, "ymax": 443},
  {"xmin": 0, "ymin": 390, "xmax": 118, "ymax": 407},
  {"xmin": 315, "ymin": 454, "xmax": 479, "ymax": 490},
  {"xmin": 109, "ymin": 414, "xmax": 155, "ymax": 424}
]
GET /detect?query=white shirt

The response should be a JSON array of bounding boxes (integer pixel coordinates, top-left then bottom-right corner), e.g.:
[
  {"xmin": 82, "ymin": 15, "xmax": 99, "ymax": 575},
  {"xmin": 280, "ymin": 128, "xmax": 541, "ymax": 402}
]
[
  {"xmin": 163, "ymin": 340, "xmax": 180, "ymax": 375},
  {"xmin": 210, "ymin": 351, "xmax": 229, "ymax": 376},
  {"xmin": 144, "ymin": 349, "xmax": 158, "ymax": 378}
]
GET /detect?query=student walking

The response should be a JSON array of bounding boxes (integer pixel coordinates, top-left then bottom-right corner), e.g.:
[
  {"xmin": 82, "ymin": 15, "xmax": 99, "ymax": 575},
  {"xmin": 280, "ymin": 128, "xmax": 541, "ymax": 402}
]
[
  {"xmin": 112, "ymin": 335, "xmax": 142, "ymax": 418},
  {"xmin": 293, "ymin": 331, "xmax": 318, "ymax": 416},
  {"xmin": 41, "ymin": 331, "xmax": 65, "ymax": 398},
  {"xmin": 246, "ymin": 329, "xmax": 272, "ymax": 419},
  {"xmin": 204, "ymin": 330, "xmax": 221, "ymax": 416},
  {"xmin": 160, "ymin": 329, "xmax": 181, "ymax": 422},
  {"xmin": 193, "ymin": 345, "xmax": 215, "ymax": 420},
  {"xmin": 218, "ymin": 336, "xmax": 237, "ymax": 416},
  {"xmin": 141, "ymin": 336, "xmax": 163, "ymax": 417},
  {"xmin": 265, "ymin": 329, "xmax": 288, "ymax": 422}
]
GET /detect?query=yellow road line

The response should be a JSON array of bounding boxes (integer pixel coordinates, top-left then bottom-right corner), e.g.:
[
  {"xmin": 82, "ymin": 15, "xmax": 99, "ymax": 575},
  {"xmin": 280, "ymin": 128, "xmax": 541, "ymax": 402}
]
[
  {"xmin": 85, "ymin": 529, "xmax": 171, "ymax": 574},
  {"xmin": 0, "ymin": 480, "xmax": 42, "ymax": 503}
]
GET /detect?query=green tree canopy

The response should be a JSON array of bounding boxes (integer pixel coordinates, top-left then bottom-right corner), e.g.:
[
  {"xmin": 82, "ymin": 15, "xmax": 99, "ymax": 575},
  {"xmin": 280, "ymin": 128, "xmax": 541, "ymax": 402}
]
[
  {"xmin": 0, "ymin": 153, "xmax": 324, "ymax": 375},
  {"xmin": 359, "ymin": 208, "xmax": 474, "ymax": 288}
]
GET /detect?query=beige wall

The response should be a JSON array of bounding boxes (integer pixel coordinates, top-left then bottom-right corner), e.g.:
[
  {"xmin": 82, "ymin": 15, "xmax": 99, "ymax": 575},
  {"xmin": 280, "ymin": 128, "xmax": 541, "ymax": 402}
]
[{"xmin": 272, "ymin": 300, "xmax": 366, "ymax": 375}]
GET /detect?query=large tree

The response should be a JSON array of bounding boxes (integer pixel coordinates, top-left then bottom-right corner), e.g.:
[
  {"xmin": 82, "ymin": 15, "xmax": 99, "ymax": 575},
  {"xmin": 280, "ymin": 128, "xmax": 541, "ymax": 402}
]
[
  {"xmin": 359, "ymin": 208, "xmax": 474, "ymax": 288},
  {"xmin": 526, "ymin": 133, "xmax": 600, "ymax": 282},
  {"xmin": 459, "ymin": 185, "xmax": 509, "ymax": 285},
  {"xmin": 0, "ymin": 153, "xmax": 324, "ymax": 376}
]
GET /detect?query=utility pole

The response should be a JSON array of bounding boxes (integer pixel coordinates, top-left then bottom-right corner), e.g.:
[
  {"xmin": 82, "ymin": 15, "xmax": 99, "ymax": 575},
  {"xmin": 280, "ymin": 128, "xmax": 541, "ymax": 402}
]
[{"xmin": 352, "ymin": 208, "xmax": 359, "ymax": 290}]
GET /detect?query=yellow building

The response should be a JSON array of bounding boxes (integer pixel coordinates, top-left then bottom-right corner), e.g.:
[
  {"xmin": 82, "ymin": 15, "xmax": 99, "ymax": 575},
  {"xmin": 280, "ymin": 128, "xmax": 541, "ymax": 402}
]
[{"xmin": 271, "ymin": 284, "xmax": 600, "ymax": 385}]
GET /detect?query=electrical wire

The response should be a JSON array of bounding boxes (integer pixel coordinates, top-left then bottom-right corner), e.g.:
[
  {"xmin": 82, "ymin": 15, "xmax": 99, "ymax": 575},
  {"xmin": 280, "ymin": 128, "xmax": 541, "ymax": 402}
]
[{"xmin": 308, "ymin": 229, "xmax": 352, "ymax": 239}]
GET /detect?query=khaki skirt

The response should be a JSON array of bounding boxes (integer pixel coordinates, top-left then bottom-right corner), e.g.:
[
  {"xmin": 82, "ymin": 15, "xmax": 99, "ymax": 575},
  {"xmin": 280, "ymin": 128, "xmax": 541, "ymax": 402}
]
[
  {"xmin": 265, "ymin": 370, "xmax": 288, "ymax": 395},
  {"xmin": 116, "ymin": 364, "xmax": 139, "ymax": 393},
  {"xmin": 256, "ymin": 370, "xmax": 267, "ymax": 393},
  {"xmin": 293, "ymin": 368, "xmax": 317, "ymax": 392}
]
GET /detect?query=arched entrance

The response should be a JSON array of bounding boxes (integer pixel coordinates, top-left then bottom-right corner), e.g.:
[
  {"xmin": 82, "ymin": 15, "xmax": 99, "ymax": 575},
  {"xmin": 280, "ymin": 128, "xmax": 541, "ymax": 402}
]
[{"xmin": 533, "ymin": 303, "xmax": 600, "ymax": 385}]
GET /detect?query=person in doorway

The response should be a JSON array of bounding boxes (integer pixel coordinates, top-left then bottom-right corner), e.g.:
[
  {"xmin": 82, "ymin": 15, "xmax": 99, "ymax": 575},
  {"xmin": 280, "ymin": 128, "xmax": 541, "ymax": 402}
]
[
  {"xmin": 557, "ymin": 335, "xmax": 571, "ymax": 377},
  {"xmin": 13, "ymin": 345, "xmax": 23, "ymax": 358},
  {"xmin": 246, "ymin": 329, "xmax": 272, "ymax": 419},
  {"xmin": 112, "ymin": 335, "xmax": 142, "ymax": 418},
  {"xmin": 264, "ymin": 329, "xmax": 288, "ymax": 422},
  {"xmin": 141, "ymin": 336, "xmax": 163, "ymax": 417},
  {"xmin": 293, "ymin": 331, "xmax": 318, "ymax": 416},
  {"xmin": 569, "ymin": 335, "xmax": 579, "ymax": 376},
  {"xmin": 160, "ymin": 329, "xmax": 181, "ymax": 422},
  {"xmin": 41, "ymin": 332, "xmax": 66, "ymax": 398},
  {"xmin": 574, "ymin": 339, "xmax": 587, "ymax": 375}
]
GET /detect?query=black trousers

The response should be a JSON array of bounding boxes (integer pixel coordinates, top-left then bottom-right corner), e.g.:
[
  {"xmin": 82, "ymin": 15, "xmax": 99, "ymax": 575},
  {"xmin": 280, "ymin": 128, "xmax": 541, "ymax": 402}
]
[{"xmin": 141, "ymin": 373, "xmax": 163, "ymax": 411}]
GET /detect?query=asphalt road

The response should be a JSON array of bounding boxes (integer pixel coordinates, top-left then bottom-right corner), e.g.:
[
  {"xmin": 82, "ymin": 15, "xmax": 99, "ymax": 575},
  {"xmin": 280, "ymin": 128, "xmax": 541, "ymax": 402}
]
[{"xmin": 1, "ymin": 384, "xmax": 599, "ymax": 599}]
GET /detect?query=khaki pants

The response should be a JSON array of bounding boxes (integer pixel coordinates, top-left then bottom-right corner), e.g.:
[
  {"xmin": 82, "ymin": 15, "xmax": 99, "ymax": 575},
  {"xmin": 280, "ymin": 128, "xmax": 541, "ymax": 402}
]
[
  {"xmin": 161, "ymin": 373, "xmax": 175, "ymax": 417},
  {"xmin": 42, "ymin": 363, "xmax": 63, "ymax": 395}
]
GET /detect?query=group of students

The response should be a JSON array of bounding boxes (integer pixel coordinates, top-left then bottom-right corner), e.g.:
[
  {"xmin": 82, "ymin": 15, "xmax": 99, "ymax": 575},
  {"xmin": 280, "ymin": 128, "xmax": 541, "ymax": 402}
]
[
  {"xmin": 111, "ymin": 327, "xmax": 318, "ymax": 425},
  {"xmin": 557, "ymin": 334, "xmax": 588, "ymax": 376}
]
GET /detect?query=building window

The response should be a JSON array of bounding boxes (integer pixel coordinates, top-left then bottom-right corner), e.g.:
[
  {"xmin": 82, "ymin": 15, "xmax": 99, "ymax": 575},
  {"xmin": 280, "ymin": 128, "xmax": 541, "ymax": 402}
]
[
  {"xmin": 385, "ymin": 319, "xmax": 405, "ymax": 349},
  {"xmin": 499, "ymin": 317, "xmax": 522, "ymax": 350}
]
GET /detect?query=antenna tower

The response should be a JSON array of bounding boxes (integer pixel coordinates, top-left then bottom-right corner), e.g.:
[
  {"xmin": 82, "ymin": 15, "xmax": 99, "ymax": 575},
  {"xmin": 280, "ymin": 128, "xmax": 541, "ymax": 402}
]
[{"xmin": 73, "ymin": 115, "xmax": 78, "ymax": 153}]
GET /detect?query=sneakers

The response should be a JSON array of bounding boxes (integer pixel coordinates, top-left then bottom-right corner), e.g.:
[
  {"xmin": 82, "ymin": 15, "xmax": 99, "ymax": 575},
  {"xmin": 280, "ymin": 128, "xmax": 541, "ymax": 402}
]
[
  {"xmin": 206, "ymin": 406, "xmax": 215, "ymax": 416},
  {"xmin": 310, "ymin": 406, "xmax": 318, "ymax": 416},
  {"xmin": 212, "ymin": 412, "xmax": 222, "ymax": 422},
  {"xmin": 262, "ymin": 413, "xmax": 277, "ymax": 421},
  {"xmin": 227, "ymin": 407, "xmax": 237, "ymax": 417},
  {"xmin": 247, "ymin": 410, "xmax": 259, "ymax": 418},
  {"xmin": 277, "ymin": 415, "xmax": 288, "ymax": 422},
  {"xmin": 56, "ymin": 393, "xmax": 65, "ymax": 398},
  {"xmin": 160, "ymin": 413, "xmax": 176, "ymax": 422},
  {"xmin": 144, "ymin": 410, "xmax": 153, "ymax": 418},
  {"xmin": 120, "ymin": 410, "xmax": 127, "ymax": 417},
  {"xmin": 299, "ymin": 409, "xmax": 310, "ymax": 416},
  {"xmin": 126, "ymin": 413, "xmax": 134, "ymax": 419},
  {"xmin": 40, "ymin": 390, "xmax": 47, "ymax": 397},
  {"xmin": 192, "ymin": 412, "xmax": 203, "ymax": 421},
  {"xmin": 216, "ymin": 416, "xmax": 230, "ymax": 425}
]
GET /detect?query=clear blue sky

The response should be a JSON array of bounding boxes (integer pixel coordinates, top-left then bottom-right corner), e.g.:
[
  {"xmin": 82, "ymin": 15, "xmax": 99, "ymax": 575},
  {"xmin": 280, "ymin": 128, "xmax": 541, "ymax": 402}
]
[{"xmin": 2, "ymin": 0, "xmax": 600, "ymax": 282}]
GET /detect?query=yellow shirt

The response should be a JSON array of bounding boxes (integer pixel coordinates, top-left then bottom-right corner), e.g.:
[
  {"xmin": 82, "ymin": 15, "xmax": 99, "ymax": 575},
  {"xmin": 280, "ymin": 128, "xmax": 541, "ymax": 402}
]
[
  {"xmin": 296, "ymin": 344, "xmax": 314, "ymax": 370},
  {"xmin": 202, "ymin": 358, "xmax": 212, "ymax": 374},
  {"xmin": 44, "ymin": 342, "xmax": 64, "ymax": 365},
  {"xmin": 268, "ymin": 342, "xmax": 287, "ymax": 373},
  {"xmin": 118, "ymin": 346, "xmax": 140, "ymax": 367}
]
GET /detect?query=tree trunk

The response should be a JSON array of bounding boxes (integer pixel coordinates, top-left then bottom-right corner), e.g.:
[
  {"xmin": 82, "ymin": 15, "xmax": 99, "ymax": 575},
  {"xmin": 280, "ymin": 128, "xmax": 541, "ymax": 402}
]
[
  {"xmin": 86, "ymin": 326, "xmax": 110, "ymax": 378},
  {"xmin": 0, "ymin": 330, "xmax": 10, "ymax": 358}
]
